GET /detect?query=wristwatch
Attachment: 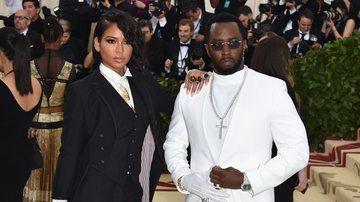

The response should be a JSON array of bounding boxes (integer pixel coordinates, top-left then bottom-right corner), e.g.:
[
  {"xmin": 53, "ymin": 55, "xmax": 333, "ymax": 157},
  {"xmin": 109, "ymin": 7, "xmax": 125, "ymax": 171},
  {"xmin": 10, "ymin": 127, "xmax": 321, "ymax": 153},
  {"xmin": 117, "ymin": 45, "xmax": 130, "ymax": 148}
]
[{"xmin": 240, "ymin": 173, "xmax": 252, "ymax": 191}]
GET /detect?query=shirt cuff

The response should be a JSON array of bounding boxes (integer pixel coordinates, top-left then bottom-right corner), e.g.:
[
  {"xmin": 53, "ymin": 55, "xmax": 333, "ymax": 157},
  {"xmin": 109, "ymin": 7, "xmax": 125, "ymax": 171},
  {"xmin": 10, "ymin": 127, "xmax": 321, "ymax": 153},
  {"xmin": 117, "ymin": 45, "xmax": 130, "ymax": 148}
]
[
  {"xmin": 52, "ymin": 200, "xmax": 67, "ymax": 202},
  {"xmin": 158, "ymin": 17, "xmax": 167, "ymax": 27}
]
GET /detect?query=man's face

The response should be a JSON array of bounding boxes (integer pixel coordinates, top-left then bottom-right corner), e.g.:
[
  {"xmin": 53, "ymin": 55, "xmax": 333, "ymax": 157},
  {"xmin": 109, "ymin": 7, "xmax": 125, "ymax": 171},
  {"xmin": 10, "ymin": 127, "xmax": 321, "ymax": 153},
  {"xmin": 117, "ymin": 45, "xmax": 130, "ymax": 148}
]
[
  {"xmin": 185, "ymin": 8, "xmax": 200, "ymax": 21},
  {"xmin": 14, "ymin": 10, "xmax": 31, "ymax": 32},
  {"xmin": 140, "ymin": 26, "xmax": 153, "ymax": 43},
  {"xmin": 238, "ymin": 14, "xmax": 250, "ymax": 28},
  {"xmin": 205, "ymin": 22, "xmax": 244, "ymax": 75},
  {"xmin": 23, "ymin": 2, "xmax": 40, "ymax": 21},
  {"xmin": 178, "ymin": 24, "xmax": 193, "ymax": 43},
  {"xmin": 298, "ymin": 16, "xmax": 312, "ymax": 33},
  {"xmin": 61, "ymin": 31, "xmax": 71, "ymax": 45}
]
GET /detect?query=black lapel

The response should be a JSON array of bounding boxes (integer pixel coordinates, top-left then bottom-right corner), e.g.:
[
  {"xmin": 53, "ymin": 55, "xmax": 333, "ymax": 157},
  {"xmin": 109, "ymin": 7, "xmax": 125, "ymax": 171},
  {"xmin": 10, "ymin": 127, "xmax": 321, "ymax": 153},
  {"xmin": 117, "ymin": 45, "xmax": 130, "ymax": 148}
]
[{"xmin": 91, "ymin": 69, "xmax": 121, "ymax": 135}]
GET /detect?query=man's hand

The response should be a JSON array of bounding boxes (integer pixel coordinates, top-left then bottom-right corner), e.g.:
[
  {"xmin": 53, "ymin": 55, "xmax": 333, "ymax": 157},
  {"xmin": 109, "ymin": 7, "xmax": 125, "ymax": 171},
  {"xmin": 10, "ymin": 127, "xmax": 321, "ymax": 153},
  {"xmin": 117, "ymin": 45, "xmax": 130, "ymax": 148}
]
[
  {"xmin": 210, "ymin": 166, "xmax": 243, "ymax": 189},
  {"xmin": 181, "ymin": 170, "xmax": 229, "ymax": 202},
  {"xmin": 291, "ymin": 36, "xmax": 301, "ymax": 46}
]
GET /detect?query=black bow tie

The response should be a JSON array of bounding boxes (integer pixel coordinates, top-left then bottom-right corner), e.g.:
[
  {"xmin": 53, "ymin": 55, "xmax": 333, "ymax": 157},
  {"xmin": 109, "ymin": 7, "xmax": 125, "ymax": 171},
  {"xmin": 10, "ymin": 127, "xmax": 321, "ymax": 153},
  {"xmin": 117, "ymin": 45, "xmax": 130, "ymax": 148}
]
[{"xmin": 180, "ymin": 43, "xmax": 190, "ymax": 47}]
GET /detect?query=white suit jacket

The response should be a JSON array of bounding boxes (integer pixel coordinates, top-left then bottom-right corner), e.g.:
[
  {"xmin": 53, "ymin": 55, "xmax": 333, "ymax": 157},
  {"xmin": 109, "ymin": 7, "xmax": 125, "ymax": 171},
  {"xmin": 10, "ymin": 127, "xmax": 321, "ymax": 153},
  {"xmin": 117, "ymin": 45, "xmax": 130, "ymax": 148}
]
[{"xmin": 164, "ymin": 69, "xmax": 309, "ymax": 202}]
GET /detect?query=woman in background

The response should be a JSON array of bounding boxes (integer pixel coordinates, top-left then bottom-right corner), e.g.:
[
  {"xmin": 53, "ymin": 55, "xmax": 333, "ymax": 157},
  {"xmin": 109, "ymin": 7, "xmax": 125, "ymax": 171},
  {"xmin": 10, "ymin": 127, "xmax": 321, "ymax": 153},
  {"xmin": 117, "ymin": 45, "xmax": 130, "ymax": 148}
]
[
  {"xmin": 251, "ymin": 35, "xmax": 308, "ymax": 202},
  {"xmin": 0, "ymin": 27, "xmax": 42, "ymax": 202},
  {"xmin": 23, "ymin": 16, "xmax": 76, "ymax": 202}
]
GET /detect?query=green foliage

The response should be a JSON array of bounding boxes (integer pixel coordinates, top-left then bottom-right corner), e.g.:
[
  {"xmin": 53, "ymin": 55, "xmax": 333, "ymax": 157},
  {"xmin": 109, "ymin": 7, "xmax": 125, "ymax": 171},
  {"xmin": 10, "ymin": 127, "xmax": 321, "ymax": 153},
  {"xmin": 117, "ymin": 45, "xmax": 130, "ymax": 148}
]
[
  {"xmin": 293, "ymin": 32, "xmax": 360, "ymax": 151},
  {"xmin": 157, "ymin": 77, "xmax": 182, "ymax": 141}
]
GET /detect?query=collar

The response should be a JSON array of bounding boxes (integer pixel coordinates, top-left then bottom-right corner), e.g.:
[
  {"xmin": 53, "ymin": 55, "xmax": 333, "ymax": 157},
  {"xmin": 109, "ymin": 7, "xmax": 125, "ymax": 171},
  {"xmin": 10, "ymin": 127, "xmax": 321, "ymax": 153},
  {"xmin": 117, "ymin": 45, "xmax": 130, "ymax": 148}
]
[
  {"xmin": 99, "ymin": 63, "xmax": 132, "ymax": 84},
  {"xmin": 213, "ymin": 65, "xmax": 247, "ymax": 85},
  {"xmin": 180, "ymin": 40, "xmax": 191, "ymax": 45},
  {"xmin": 20, "ymin": 28, "xmax": 29, "ymax": 35}
]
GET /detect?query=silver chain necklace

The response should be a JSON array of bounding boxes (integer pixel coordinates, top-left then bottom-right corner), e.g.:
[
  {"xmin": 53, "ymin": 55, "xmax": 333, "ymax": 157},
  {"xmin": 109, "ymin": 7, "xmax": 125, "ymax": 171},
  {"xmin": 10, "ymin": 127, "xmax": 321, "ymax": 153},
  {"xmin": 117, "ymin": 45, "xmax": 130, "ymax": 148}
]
[{"xmin": 209, "ymin": 66, "xmax": 248, "ymax": 139}]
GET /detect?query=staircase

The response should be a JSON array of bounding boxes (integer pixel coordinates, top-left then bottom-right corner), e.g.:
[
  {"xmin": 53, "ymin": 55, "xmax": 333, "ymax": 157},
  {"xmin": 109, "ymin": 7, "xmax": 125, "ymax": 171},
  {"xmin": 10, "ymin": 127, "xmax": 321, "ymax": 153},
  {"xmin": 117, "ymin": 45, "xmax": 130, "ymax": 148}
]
[{"xmin": 294, "ymin": 128, "xmax": 360, "ymax": 202}]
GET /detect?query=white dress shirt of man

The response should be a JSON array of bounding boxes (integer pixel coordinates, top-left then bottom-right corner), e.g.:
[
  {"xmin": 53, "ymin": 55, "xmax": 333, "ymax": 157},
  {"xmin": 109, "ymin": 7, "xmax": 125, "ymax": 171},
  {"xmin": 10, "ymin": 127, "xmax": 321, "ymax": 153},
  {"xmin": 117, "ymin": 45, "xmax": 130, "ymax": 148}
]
[{"xmin": 164, "ymin": 13, "xmax": 309, "ymax": 202}]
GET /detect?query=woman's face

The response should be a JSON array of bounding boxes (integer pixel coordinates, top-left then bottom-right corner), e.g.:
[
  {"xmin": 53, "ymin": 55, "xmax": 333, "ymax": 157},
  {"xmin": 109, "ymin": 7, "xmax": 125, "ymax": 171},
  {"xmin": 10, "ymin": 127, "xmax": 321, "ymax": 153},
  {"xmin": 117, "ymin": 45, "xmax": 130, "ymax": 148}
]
[{"xmin": 94, "ymin": 23, "xmax": 133, "ymax": 75}]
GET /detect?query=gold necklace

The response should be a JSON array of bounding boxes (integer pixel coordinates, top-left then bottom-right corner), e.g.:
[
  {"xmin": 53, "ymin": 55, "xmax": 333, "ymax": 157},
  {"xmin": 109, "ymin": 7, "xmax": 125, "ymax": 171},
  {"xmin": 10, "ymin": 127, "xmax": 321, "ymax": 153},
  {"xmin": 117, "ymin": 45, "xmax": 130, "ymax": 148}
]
[{"xmin": 101, "ymin": 72, "xmax": 131, "ymax": 102}]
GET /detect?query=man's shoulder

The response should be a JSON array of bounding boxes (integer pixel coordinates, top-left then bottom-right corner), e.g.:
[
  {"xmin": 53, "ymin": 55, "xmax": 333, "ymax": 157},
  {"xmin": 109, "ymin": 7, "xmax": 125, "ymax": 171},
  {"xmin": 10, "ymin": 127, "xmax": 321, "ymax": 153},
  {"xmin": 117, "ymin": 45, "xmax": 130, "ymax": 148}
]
[{"xmin": 248, "ymin": 68, "xmax": 286, "ymax": 88}]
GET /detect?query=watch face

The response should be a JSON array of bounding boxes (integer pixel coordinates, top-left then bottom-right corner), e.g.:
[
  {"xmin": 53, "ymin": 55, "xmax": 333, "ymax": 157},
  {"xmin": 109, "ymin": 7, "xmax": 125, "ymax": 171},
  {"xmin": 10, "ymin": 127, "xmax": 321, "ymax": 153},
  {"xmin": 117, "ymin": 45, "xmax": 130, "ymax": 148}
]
[{"xmin": 242, "ymin": 184, "xmax": 252, "ymax": 191}]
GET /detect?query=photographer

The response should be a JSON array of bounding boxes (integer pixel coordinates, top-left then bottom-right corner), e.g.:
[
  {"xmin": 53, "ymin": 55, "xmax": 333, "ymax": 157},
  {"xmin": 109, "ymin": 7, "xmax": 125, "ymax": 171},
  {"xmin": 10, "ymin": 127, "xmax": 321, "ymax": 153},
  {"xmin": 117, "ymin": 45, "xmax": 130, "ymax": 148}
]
[
  {"xmin": 146, "ymin": 0, "xmax": 179, "ymax": 41},
  {"xmin": 181, "ymin": 0, "xmax": 214, "ymax": 43},
  {"xmin": 322, "ymin": 0, "xmax": 359, "ymax": 41},
  {"xmin": 284, "ymin": 8, "xmax": 324, "ymax": 58},
  {"xmin": 164, "ymin": 18, "xmax": 208, "ymax": 81}
]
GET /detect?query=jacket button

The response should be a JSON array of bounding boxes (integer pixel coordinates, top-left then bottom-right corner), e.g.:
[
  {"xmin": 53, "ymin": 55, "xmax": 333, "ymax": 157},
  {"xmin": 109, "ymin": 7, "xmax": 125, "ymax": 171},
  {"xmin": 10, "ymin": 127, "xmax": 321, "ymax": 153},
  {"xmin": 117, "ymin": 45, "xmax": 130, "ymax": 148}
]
[
  {"xmin": 127, "ymin": 171, "xmax": 130, "ymax": 175},
  {"xmin": 100, "ymin": 146, "xmax": 104, "ymax": 151},
  {"xmin": 101, "ymin": 160, "xmax": 105, "ymax": 164},
  {"xmin": 99, "ymin": 134, "xmax": 104, "ymax": 138},
  {"xmin": 131, "ymin": 139, "xmax": 135, "ymax": 143},
  {"xmin": 129, "ymin": 153, "xmax": 133, "ymax": 157},
  {"xmin": 134, "ymin": 114, "xmax": 138, "ymax": 118},
  {"xmin": 133, "ymin": 128, "xmax": 137, "ymax": 132}
]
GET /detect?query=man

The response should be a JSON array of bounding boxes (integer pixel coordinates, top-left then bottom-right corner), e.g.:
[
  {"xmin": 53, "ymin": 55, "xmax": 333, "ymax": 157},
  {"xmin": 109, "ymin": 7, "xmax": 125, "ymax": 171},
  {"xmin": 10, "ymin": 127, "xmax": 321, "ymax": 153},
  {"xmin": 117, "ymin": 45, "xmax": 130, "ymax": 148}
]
[
  {"xmin": 138, "ymin": 19, "xmax": 166, "ymax": 78},
  {"xmin": 284, "ymin": 8, "xmax": 324, "ymax": 57},
  {"xmin": 181, "ymin": 0, "xmax": 213, "ymax": 43},
  {"xmin": 22, "ymin": 0, "xmax": 44, "ymax": 35},
  {"xmin": 13, "ymin": 9, "xmax": 43, "ymax": 59},
  {"xmin": 164, "ymin": 18, "xmax": 207, "ymax": 81},
  {"xmin": 164, "ymin": 13, "xmax": 309, "ymax": 202}
]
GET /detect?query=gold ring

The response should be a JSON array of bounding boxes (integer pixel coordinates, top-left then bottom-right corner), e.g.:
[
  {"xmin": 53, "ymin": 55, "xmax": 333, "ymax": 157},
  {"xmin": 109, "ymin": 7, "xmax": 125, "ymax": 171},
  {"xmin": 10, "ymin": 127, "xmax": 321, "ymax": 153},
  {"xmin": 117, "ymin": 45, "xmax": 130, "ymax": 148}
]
[
  {"xmin": 197, "ymin": 76, "xmax": 202, "ymax": 82},
  {"xmin": 190, "ymin": 76, "xmax": 196, "ymax": 82}
]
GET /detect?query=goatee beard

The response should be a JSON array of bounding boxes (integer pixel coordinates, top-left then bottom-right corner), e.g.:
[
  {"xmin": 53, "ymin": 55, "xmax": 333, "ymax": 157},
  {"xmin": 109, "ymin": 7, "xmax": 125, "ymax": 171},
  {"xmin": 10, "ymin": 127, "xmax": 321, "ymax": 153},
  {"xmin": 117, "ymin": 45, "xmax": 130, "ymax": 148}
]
[{"xmin": 213, "ymin": 58, "xmax": 243, "ymax": 75}]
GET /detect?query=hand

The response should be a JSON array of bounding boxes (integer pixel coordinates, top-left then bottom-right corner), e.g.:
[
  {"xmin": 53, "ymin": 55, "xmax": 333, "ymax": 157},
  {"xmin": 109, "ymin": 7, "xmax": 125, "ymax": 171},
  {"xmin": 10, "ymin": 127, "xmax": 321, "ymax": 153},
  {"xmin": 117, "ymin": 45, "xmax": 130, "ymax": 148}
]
[
  {"xmin": 291, "ymin": 36, "xmax": 301, "ymax": 45},
  {"xmin": 294, "ymin": 167, "xmax": 308, "ymax": 193},
  {"xmin": 311, "ymin": 42, "xmax": 321, "ymax": 49},
  {"xmin": 195, "ymin": 34, "xmax": 205, "ymax": 42},
  {"xmin": 134, "ymin": 0, "xmax": 146, "ymax": 9},
  {"xmin": 182, "ymin": 170, "xmax": 230, "ymax": 202},
  {"xmin": 184, "ymin": 70, "xmax": 211, "ymax": 96},
  {"xmin": 210, "ymin": 166, "xmax": 243, "ymax": 189}
]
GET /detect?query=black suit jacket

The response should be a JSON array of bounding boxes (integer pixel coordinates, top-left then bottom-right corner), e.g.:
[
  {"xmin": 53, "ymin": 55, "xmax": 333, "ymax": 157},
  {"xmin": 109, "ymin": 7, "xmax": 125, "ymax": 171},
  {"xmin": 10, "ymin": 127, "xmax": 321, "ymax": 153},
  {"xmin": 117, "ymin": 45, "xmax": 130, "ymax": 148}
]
[
  {"xmin": 164, "ymin": 38, "xmax": 208, "ymax": 80},
  {"xmin": 26, "ymin": 29, "xmax": 44, "ymax": 60},
  {"xmin": 283, "ymin": 28, "xmax": 325, "ymax": 56},
  {"xmin": 52, "ymin": 68, "xmax": 175, "ymax": 201}
]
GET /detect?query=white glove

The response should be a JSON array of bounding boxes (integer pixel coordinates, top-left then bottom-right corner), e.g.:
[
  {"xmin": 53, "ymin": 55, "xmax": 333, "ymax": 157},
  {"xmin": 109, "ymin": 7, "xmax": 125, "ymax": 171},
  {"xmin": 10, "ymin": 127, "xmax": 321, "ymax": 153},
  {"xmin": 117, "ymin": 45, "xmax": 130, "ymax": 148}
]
[{"xmin": 182, "ymin": 170, "xmax": 230, "ymax": 202}]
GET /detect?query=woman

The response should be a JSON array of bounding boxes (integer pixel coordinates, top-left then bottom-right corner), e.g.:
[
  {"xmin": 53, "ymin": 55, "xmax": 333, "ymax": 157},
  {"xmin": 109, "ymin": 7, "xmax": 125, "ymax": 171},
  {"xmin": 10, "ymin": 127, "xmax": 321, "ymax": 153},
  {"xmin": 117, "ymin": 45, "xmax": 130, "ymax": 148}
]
[
  {"xmin": 52, "ymin": 10, "xmax": 176, "ymax": 202},
  {"xmin": 251, "ymin": 35, "xmax": 308, "ymax": 202},
  {"xmin": 0, "ymin": 27, "xmax": 42, "ymax": 201},
  {"xmin": 23, "ymin": 17, "xmax": 76, "ymax": 202}
]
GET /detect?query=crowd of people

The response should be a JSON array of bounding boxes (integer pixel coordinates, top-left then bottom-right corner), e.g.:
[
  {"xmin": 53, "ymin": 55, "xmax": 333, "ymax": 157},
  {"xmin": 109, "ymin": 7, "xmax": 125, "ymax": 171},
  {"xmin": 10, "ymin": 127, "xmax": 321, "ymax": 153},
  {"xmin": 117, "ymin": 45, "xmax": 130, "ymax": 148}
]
[{"xmin": 0, "ymin": 0, "xmax": 357, "ymax": 202}]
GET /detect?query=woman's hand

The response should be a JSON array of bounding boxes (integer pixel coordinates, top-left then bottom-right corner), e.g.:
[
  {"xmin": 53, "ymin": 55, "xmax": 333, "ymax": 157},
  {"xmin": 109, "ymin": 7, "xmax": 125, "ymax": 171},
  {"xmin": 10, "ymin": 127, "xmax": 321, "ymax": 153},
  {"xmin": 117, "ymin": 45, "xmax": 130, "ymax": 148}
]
[
  {"xmin": 184, "ymin": 70, "xmax": 211, "ymax": 96},
  {"xmin": 294, "ymin": 167, "xmax": 308, "ymax": 193}
]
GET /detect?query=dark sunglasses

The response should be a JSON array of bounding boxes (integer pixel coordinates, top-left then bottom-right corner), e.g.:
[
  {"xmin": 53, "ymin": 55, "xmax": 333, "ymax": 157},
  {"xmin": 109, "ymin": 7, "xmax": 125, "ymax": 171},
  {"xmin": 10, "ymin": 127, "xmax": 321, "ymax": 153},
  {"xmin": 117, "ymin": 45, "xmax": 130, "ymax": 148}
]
[
  {"xmin": 14, "ymin": 16, "xmax": 29, "ymax": 20},
  {"xmin": 209, "ymin": 39, "xmax": 242, "ymax": 51}
]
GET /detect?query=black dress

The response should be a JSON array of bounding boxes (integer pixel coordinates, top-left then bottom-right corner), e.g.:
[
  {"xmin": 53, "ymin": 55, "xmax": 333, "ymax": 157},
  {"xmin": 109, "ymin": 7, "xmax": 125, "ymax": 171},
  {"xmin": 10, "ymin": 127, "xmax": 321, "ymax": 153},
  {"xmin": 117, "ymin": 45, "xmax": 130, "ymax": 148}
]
[{"xmin": 0, "ymin": 81, "xmax": 40, "ymax": 202}]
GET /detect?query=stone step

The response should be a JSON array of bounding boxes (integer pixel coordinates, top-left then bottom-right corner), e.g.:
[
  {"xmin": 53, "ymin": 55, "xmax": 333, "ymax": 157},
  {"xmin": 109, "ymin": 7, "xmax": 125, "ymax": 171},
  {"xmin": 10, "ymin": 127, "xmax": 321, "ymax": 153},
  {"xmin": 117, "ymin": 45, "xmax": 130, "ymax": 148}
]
[
  {"xmin": 335, "ymin": 186, "xmax": 360, "ymax": 202},
  {"xmin": 346, "ymin": 153, "xmax": 360, "ymax": 177},
  {"xmin": 310, "ymin": 166, "xmax": 360, "ymax": 200},
  {"xmin": 294, "ymin": 185, "xmax": 335, "ymax": 202}
]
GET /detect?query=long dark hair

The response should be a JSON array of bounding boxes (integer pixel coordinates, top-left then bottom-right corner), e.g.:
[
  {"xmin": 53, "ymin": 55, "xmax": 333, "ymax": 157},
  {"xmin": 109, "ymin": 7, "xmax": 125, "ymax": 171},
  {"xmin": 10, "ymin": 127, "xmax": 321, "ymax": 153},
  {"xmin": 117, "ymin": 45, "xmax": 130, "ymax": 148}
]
[
  {"xmin": 0, "ymin": 27, "xmax": 32, "ymax": 96},
  {"xmin": 93, "ymin": 10, "xmax": 145, "ymax": 75},
  {"xmin": 251, "ymin": 35, "xmax": 299, "ymax": 110},
  {"xmin": 43, "ymin": 16, "xmax": 64, "ymax": 43}
]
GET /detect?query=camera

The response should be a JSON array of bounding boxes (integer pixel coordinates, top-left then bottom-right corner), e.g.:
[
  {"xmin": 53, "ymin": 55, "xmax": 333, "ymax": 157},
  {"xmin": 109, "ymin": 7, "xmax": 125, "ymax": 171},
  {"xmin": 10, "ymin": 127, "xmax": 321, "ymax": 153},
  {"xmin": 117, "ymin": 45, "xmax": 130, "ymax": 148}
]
[
  {"xmin": 191, "ymin": 48, "xmax": 203, "ymax": 61},
  {"xmin": 321, "ymin": 9, "xmax": 340, "ymax": 20},
  {"xmin": 53, "ymin": 6, "xmax": 64, "ymax": 19},
  {"xmin": 152, "ymin": 2, "xmax": 164, "ymax": 17},
  {"xmin": 258, "ymin": 3, "xmax": 271, "ymax": 13},
  {"xmin": 295, "ymin": 34, "xmax": 318, "ymax": 57}
]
